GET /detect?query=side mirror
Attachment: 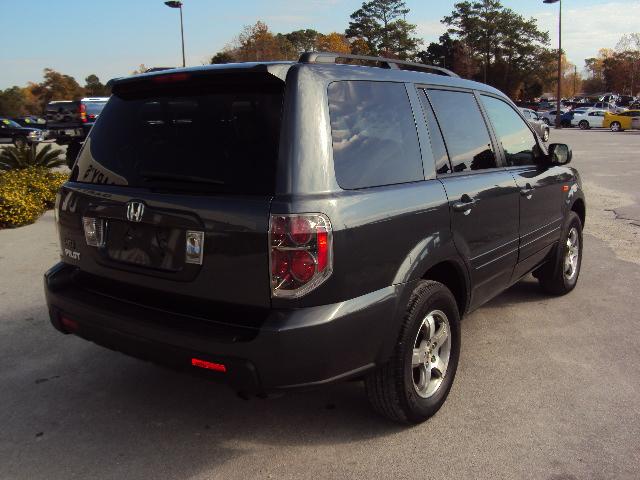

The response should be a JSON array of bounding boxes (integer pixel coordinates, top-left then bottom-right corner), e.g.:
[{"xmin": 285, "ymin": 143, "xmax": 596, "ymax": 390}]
[{"xmin": 548, "ymin": 143, "xmax": 572, "ymax": 165}]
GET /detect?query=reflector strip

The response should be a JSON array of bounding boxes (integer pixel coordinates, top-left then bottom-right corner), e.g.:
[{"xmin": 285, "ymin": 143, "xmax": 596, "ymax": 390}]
[
  {"xmin": 191, "ymin": 358, "xmax": 227, "ymax": 373},
  {"xmin": 60, "ymin": 315, "xmax": 79, "ymax": 332}
]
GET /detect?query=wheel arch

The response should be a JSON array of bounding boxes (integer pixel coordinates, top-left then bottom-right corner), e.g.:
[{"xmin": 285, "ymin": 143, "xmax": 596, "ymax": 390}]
[
  {"xmin": 571, "ymin": 197, "xmax": 586, "ymax": 228},
  {"xmin": 421, "ymin": 260, "xmax": 469, "ymax": 317}
]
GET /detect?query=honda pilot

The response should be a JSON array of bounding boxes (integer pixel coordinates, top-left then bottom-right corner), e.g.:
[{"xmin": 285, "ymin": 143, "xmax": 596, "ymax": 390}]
[{"xmin": 44, "ymin": 53, "xmax": 586, "ymax": 424}]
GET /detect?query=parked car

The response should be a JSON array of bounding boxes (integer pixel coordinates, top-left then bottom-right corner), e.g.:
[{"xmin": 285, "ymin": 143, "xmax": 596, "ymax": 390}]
[
  {"xmin": 11, "ymin": 116, "xmax": 47, "ymax": 130},
  {"xmin": 44, "ymin": 53, "xmax": 586, "ymax": 424},
  {"xmin": 0, "ymin": 117, "xmax": 45, "ymax": 147},
  {"xmin": 45, "ymin": 97, "xmax": 109, "ymax": 166},
  {"xmin": 519, "ymin": 108, "xmax": 550, "ymax": 141},
  {"xmin": 539, "ymin": 110, "xmax": 573, "ymax": 127},
  {"xmin": 603, "ymin": 110, "xmax": 640, "ymax": 131},
  {"xmin": 571, "ymin": 110, "xmax": 607, "ymax": 129}
]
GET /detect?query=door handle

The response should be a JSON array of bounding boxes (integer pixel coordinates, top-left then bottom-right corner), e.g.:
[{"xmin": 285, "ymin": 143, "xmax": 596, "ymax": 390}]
[
  {"xmin": 520, "ymin": 183, "xmax": 534, "ymax": 198},
  {"xmin": 452, "ymin": 194, "xmax": 476, "ymax": 213}
]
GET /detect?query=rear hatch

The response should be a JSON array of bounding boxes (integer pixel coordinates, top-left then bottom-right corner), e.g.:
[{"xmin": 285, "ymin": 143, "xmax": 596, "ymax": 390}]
[
  {"xmin": 58, "ymin": 67, "xmax": 288, "ymax": 314},
  {"xmin": 46, "ymin": 101, "xmax": 82, "ymax": 129}
]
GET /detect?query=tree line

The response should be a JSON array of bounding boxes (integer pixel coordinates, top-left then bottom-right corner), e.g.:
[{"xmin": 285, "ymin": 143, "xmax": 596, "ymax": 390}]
[
  {"xmin": 0, "ymin": 70, "xmax": 110, "ymax": 118},
  {"xmin": 2, "ymin": 0, "xmax": 639, "ymax": 118}
]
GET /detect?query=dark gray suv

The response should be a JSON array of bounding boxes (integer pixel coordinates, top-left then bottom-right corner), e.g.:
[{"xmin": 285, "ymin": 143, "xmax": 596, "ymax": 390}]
[{"xmin": 44, "ymin": 53, "xmax": 586, "ymax": 424}]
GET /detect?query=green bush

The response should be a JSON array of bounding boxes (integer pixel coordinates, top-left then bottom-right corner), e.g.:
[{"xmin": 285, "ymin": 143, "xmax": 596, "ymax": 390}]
[{"xmin": 0, "ymin": 167, "xmax": 68, "ymax": 228}]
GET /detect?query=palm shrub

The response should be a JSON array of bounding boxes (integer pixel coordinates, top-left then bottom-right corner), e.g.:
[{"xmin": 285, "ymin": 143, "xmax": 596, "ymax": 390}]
[{"xmin": 0, "ymin": 144, "xmax": 66, "ymax": 171}]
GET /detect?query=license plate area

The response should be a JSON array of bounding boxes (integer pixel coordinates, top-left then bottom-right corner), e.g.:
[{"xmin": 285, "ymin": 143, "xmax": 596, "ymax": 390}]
[{"xmin": 105, "ymin": 220, "xmax": 184, "ymax": 271}]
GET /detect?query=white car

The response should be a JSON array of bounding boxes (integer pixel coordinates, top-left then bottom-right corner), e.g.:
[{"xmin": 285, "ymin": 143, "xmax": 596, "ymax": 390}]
[{"xmin": 571, "ymin": 110, "xmax": 606, "ymax": 129}]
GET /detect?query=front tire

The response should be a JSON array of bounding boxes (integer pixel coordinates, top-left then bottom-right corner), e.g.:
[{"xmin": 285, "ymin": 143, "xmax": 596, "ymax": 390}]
[
  {"xmin": 365, "ymin": 280, "xmax": 461, "ymax": 424},
  {"xmin": 537, "ymin": 211, "xmax": 583, "ymax": 295},
  {"xmin": 579, "ymin": 120, "xmax": 589, "ymax": 130}
]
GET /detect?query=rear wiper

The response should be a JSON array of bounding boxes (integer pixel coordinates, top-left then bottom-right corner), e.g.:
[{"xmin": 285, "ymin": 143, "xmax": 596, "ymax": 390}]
[{"xmin": 140, "ymin": 171, "xmax": 226, "ymax": 185}]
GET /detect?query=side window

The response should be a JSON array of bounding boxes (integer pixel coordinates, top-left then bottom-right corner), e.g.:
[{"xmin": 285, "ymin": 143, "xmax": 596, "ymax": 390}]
[
  {"xmin": 418, "ymin": 89, "xmax": 451, "ymax": 174},
  {"xmin": 426, "ymin": 89, "xmax": 497, "ymax": 172},
  {"xmin": 481, "ymin": 95, "xmax": 539, "ymax": 167},
  {"xmin": 327, "ymin": 81, "xmax": 423, "ymax": 189}
]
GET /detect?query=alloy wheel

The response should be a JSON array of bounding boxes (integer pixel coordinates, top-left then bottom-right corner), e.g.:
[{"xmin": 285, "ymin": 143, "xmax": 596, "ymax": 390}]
[
  {"xmin": 564, "ymin": 227, "xmax": 580, "ymax": 281},
  {"xmin": 411, "ymin": 310, "xmax": 451, "ymax": 399}
]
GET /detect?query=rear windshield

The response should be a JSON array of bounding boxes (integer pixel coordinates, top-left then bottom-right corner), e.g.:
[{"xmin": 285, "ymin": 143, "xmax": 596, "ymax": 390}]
[
  {"xmin": 75, "ymin": 76, "xmax": 284, "ymax": 194},
  {"xmin": 84, "ymin": 102, "xmax": 107, "ymax": 116}
]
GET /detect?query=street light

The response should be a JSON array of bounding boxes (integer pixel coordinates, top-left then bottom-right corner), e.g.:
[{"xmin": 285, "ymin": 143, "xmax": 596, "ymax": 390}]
[
  {"xmin": 164, "ymin": 1, "xmax": 185, "ymax": 68},
  {"xmin": 544, "ymin": 0, "xmax": 562, "ymax": 129}
]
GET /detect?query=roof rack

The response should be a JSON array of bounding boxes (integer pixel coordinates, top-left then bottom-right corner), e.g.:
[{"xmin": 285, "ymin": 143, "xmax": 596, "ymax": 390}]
[{"xmin": 298, "ymin": 51, "xmax": 459, "ymax": 78}]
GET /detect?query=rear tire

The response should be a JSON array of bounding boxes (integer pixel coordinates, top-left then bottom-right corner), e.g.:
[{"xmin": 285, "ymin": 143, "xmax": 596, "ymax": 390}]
[
  {"xmin": 610, "ymin": 121, "xmax": 622, "ymax": 132},
  {"xmin": 579, "ymin": 120, "xmax": 589, "ymax": 130},
  {"xmin": 537, "ymin": 211, "xmax": 583, "ymax": 295},
  {"xmin": 365, "ymin": 280, "xmax": 460, "ymax": 424}
]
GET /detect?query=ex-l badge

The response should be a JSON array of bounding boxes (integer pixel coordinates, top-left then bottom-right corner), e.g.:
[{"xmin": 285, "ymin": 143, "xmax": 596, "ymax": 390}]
[{"xmin": 185, "ymin": 231, "xmax": 204, "ymax": 265}]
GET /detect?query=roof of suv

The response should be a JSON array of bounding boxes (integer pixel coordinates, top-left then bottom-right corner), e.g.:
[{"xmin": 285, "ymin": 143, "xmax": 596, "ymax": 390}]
[{"xmin": 108, "ymin": 52, "xmax": 505, "ymax": 98}]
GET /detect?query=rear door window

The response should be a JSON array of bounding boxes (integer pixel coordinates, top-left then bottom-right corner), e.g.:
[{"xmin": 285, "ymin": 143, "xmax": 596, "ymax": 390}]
[
  {"xmin": 327, "ymin": 81, "xmax": 423, "ymax": 189},
  {"xmin": 426, "ymin": 89, "xmax": 497, "ymax": 172},
  {"xmin": 75, "ymin": 77, "xmax": 284, "ymax": 195}
]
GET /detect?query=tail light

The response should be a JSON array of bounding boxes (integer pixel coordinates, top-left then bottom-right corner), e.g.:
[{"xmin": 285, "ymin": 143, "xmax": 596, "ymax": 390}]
[
  {"xmin": 82, "ymin": 217, "xmax": 105, "ymax": 247},
  {"xmin": 269, "ymin": 213, "xmax": 333, "ymax": 298},
  {"xmin": 79, "ymin": 103, "xmax": 87, "ymax": 123}
]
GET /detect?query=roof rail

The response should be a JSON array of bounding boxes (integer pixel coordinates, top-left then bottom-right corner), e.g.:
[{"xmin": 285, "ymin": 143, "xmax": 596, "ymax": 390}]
[{"xmin": 298, "ymin": 51, "xmax": 459, "ymax": 78}]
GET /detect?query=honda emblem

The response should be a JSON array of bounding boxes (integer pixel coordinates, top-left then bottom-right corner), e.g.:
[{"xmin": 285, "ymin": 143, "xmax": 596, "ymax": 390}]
[{"xmin": 126, "ymin": 201, "xmax": 145, "ymax": 223}]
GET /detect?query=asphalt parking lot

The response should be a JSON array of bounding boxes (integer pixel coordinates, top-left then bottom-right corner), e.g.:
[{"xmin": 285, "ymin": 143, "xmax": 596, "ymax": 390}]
[{"xmin": 1, "ymin": 129, "xmax": 639, "ymax": 479}]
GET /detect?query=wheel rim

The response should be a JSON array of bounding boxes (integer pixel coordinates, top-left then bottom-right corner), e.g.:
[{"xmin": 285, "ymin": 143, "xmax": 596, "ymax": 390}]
[
  {"xmin": 564, "ymin": 227, "xmax": 580, "ymax": 281},
  {"xmin": 611, "ymin": 122, "xmax": 620, "ymax": 132},
  {"xmin": 411, "ymin": 310, "xmax": 451, "ymax": 399},
  {"xmin": 580, "ymin": 122, "xmax": 588, "ymax": 130}
]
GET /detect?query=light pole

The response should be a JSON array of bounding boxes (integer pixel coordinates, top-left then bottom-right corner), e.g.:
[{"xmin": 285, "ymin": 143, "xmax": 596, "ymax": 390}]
[
  {"xmin": 164, "ymin": 1, "xmax": 185, "ymax": 67},
  {"xmin": 544, "ymin": 0, "xmax": 562, "ymax": 129}
]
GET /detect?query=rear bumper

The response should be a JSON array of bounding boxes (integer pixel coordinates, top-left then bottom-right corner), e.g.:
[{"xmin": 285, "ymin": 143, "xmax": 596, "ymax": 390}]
[{"xmin": 44, "ymin": 263, "xmax": 409, "ymax": 395}]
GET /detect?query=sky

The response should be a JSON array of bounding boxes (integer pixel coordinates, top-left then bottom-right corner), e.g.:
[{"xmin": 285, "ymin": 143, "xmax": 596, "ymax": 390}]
[{"xmin": 1, "ymin": 0, "xmax": 638, "ymax": 89}]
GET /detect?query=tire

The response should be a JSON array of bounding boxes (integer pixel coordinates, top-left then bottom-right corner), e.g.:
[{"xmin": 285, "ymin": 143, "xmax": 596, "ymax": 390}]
[
  {"xmin": 365, "ymin": 280, "xmax": 461, "ymax": 424},
  {"xmin": 579, "ymin": 120, "xmax": 589, "ymax": 130},
  {"xmin": 13, "ymin": 137, "xmax": 27, "ymax": 148},
  {"xmin": 66, "ymin": 141, "xmax": 82, "ymax": 168},
  {"xmin": 537, "ymin": 211, "xmax": 583, "ymax": 295},
  {"xmin": 542, "ymin": 129, "xmax": 549, "ymax": 142},
  {"xmin": 542, "ymin": 118, "xmax": 550, "ymax": 126},
  {"xmin": 610, "ymin": 121, "xmax": 622, "ymax": 132}
]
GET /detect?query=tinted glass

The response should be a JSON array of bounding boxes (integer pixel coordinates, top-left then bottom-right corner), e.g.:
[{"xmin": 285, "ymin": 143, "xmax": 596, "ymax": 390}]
[
  {"xmin": 481, "ymin": 95, "xmax": 538, "ymax": 167},
  {"xmin": 328, "ymin": 81, "xmax": 422, "ymax": 189},
  {"xmin": 75, "ymin": 80, "xmax": 283, "ymax": 194},
  {"xmin": 418, "ymin": 89, "xmax": 451, "ymax": 174},
  {"xmin": 1, "ymin": 119, "xmax": 22, "ymax": 128},
  {"xmin": 84, "ymin": 101, "xmax": 107, "ymax": 116},
  {"xmin": 427, "ymin": 89, "xmax": 496, "ymax": 172}
]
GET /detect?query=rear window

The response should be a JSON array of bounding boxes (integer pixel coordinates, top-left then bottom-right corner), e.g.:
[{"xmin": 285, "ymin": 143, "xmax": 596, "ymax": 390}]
[
  {"xmin": 328, "ymin": 81, "xmax": 423, "ymax": 189},
  {"xmin": 75, "ymin": 77, "xmax": 283, "ymax": 195},
  {"xmin": 83, "ymin": 102, "xmax": 107, "ymax": 116}
]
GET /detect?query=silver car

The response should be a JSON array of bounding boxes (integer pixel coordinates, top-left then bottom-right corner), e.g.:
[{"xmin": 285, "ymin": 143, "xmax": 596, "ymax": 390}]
[{"xmin": 519, "ymin": 108, "xmax": 550, "ymax": 142}]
